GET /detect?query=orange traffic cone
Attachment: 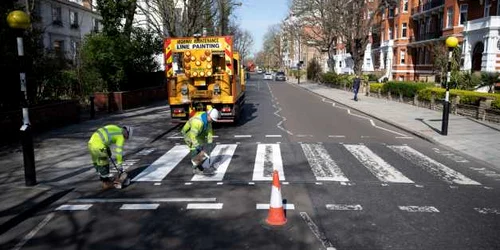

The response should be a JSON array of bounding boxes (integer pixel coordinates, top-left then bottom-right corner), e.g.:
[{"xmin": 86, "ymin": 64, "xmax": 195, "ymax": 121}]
[{"xmin": 266, "ymin": 170, "xmax": 287, "ymax": 226}]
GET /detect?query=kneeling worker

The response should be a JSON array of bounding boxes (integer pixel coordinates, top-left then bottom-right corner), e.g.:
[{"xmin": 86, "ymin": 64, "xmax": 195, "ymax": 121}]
[
  {"xmin": 181, "ymin": 108, "xmax": 220, "ymax": 174},
  {"xmin": 88, "ymin": 125, "xmax": 133, "ymax": 189}
]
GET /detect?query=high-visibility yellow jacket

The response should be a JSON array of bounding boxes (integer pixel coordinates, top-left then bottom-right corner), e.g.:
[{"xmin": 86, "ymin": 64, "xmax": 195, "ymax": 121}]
[
  {"xmin": 181, "ymin": 111, "xmax": 213, "ymax": 149},
  {"xmin": 88, "ymin": 125, "xmax": 125, "ymax": 164}
]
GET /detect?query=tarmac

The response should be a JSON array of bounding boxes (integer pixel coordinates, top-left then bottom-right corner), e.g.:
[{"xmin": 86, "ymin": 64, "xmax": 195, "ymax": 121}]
[{"xmin": 1, "ymin": 81, "xmax": 500, "ymax": 236}]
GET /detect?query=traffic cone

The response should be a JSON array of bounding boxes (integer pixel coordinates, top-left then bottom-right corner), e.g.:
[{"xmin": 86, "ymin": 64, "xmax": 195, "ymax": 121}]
[{"xmin": 266, "ymin": 170, "xmax": 287, "ymax": 226}]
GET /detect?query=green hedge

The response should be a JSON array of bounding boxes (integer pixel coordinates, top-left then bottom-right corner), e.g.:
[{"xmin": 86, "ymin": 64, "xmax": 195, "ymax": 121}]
[
  {"xmin": 381, "ymin": 81, "xmax": 434, "ymax": 98},
  {"xmin": 492, "ymin": 99, "xmax": 500, "ymax": 110},
  {"xmin": 370, "ymin": 83, "xmax": 383, "ymax": 93},
  {"xmin": 418, "ymin": 88, "xmax": 500, "ymax": 106}
]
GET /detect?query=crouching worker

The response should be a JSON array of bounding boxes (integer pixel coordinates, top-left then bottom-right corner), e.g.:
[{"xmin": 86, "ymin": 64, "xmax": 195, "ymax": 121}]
[
  {"xmin": 181, "ymin": 108, "xmax": 220, "ymax": 175},
  {"xmin": 88, "ymin": 125, "xmax": 133, "ymax": 189}
]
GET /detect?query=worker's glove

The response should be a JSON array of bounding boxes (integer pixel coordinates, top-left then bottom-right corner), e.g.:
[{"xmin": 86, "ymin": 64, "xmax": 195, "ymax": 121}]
[
  {"xmin": 195, "ymin": 145, "xmax": 203, "ymax": 154},
  {"xmin": 106, "ymin": 147, "xmax": 112, "ymax": 157}
]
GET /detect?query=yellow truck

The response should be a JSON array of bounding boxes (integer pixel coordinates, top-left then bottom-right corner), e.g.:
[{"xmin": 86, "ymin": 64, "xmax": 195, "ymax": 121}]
[{"xmin": 164, "ymin": 35, "xmax": 246, "ymax": 123}]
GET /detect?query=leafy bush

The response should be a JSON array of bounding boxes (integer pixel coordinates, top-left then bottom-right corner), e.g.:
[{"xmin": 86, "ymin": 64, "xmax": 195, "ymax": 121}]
[
  {"xmin": 370, "ymin": 83, "xmax": 383, "ymax": 93},
  {"xmin": 417, "ymin": 87, "xmax": 500, "ymax": 105},
  {"xmin": 492, "ymin": 99, "xmax": 500, "ymax": 110},
  {"xmin": 320, "ymin": 71, "xmax": 338, "ymax": 84},
  {"xmin": 366, "ymin": 73, "xmax": 379, "ymax": 82},
  {"xmin": 382, "ymin": 81, "xmax": 434, "ymax": 97},
  {"xmin": 307, "ymin": 58, "xmax": 323, "ymax": 82}
]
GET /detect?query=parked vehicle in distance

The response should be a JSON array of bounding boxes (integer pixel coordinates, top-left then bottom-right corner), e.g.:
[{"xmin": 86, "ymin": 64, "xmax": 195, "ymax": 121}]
[
  {"xmin": 264, "ymin": 72, "xmax": 273, "ymax": 80},
  {"xmin": 257, "ymin": 69, "xmax": 263, "ymax": 74},
  {"xmin": 275, "ymin": 72, "xmax": 286, "ymax": 81}
]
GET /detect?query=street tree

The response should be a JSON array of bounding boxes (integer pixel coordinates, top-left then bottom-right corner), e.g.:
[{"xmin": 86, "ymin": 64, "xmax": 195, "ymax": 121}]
[
  {"xmin": 228, "ymin": 22, "xmax": 254, "ymax": 63},
  {"xmin": 262, "ymin": 24, "xmax": 285, "ymax": 69}
]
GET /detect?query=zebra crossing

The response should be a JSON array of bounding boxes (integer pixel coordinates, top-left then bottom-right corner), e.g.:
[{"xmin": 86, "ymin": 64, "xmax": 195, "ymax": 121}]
[{"xmin": 130, "ymin": 142, "xmax": 483, "ymax": 186}]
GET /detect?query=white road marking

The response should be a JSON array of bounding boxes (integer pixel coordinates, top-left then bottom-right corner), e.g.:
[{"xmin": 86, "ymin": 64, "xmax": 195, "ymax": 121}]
[
  {"xmin": 253, "ymin": 144, "xmax": 285, "ymax": 181},
  {"xmin": 12, "ymin": 213, "xmax": 55, "ymax": 250},
  {"xmin": 395, "ymin": 137, "xmax": 414, "ymax": 139},
  {"xmin": 282, "ymin": 181, "xmax": 290, "ymax": 185},
  {"xmin": 474, "ymin": 208, "xmax": 500, "ymax": 215},
  {"xmin": 300, "ymin": 212, "xmax": 336, "ymax": 250},
  {"xmin": 399, "ymin": 206, "xmax": 440, "ymax": 213},
  {"xmin": 344, "ymin": 144, "xmax": 414, "ymax": 183},
  {"xmin": 266, "ymin": 135, "xmax": 282, "ymax": 138},
  {"xmin": 301, "ymin": 143, "xmax": 349, "ymax": 182},
  {"xmin": 234, "ymin": 135, "xmax": 252, "ymax": 138},
  {"xmin": 167, "ymin": 136, "xmax": 184, "ymax": 139},
  {"xmin": 256, "ymin": 203, "xmax": 295, "ymax": 210},
  {"xmin": 137, "ymin": 148, "xmax": 155, "ymax": 156},
  {"xmin": 328, "ymin": 135, "xmax": 346, "ymax": 138},
  {"xmin": 132, "ymin": 145, "xmax": 190, "ymax": 182},
  {"xmin": 154, "ymin": 183, "xmax": 161, "ymax": 186},
  {"xmin": 71, "ymin": 198, "xmax": 216, "ymax": 203},
  {"xmin": 248, "ymin": 182, "xmax": 255, "ymax": 185},
  {"xmin": 56, "ymin": 204, "xmax": 93, "ymax": 211},
  {"xmin": 388, "ymin": 145, "xmax": 481, "ymax": 185},
  {"xmin": 217, "ymin": 182, "xmax": 223, "ymax": 185},
  {"xmin": 187, "ymin": 203, "xmax": 223, "ymax": 209},
  {"xmin": 326, "ymin": 204, "xmax": 363, "ymax": 211},
  {"xmin": 120, "ymin": 204, "xmax": 159, "ymax": 210},
  {"xmin": 191, "ymin": 144, "xmax": 238, "ymax": 181},
  {"xmin": 297, "ymin": 134, "xmax": 313, "ymax": 138},
  {"xmin": 185, "ymin": 182, "xmax": 192, "ymax": 185}
]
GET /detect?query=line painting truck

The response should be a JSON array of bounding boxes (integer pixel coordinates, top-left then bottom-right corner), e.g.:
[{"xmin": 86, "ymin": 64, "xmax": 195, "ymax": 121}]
[{"xmin": 164, "ymin": 35, "xmax": 246, "ymax": 123}]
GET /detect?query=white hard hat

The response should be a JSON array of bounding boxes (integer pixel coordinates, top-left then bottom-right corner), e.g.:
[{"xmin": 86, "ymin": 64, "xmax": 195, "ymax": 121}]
[
  {"xmin": 123, "ymin": 126, "xmax": 133, "ymax": 139},
  {"xmin": 208, "ymin": 108, "xmax": 220, "ymax": 122}
]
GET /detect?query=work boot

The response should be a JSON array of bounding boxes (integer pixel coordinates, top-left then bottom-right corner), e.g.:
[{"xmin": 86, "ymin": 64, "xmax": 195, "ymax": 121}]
[
  {"xmin": 192, "ymin": 165, "xmax": 204, "ymax": 175},
  {"xmin": 203, "ymin": 166, "xmax": 216, "ymax": 176},
  {"xmin": 101, "ymin": 180, "xmax": 114, "ymax": 190}
]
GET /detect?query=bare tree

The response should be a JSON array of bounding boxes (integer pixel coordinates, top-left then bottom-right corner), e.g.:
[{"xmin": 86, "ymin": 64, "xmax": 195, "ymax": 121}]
[
  {"xmin": 261, "ymin": 25, "xmax": 284, "ymax": 69},
  {"xmin": 228, "ymin": 23, "xmax": 254, "ymax": 63}
]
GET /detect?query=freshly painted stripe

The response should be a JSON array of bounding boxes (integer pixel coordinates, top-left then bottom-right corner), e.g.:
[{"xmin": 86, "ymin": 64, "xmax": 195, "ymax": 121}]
[
  {"xmin": 399, "ymin": 206, "xmax": 439, "ymax": 213},
  {"xmin": 266, "ymin": 135, "xmax": 282, "ymax": 138},
  {"xmin": 185, "ymin": 182, "xmax": 192, "ymax": 185},
  {"xmin": 301, "ymin": 143, "xmax": 349, "ymax": 182},
  {"xmin": 154, "ymin": 183, "xmax": 161, "ymax": 186},
  {"xmin": 344, "ymin": 144, "xmax": 414, "ymax": 183},
  {"xmin": 256, "ymin": 203, "xmax": 295, "ymax": 210},
  {"xmin": 253, "ymin": 144, "xmax": 285, "ymax": 181},
  {"xmin": 71, "ymin": 198, "xmax": 216, "ymax": 203},
  {"xmin": 326, "ymin": 204, "xmax": 363, "ymax": 211},
  {"xmin": 56, "ymin": 204, "xmax": 92, "ymax": 211},
  {"xmin": 12, "ymin": 213, "xmax": 55, "ymax": 250},
  {"xmin": 167, "ymin": 136, "xmax": 184, "ymax": 139},
  {"xmin": 248, "ymin": 182, "xmax": 255, "ymax": 185},
  {"xmin": 132, "ymin": 145, "xmax": 190, "ymax": 182},
  {"xmin": 120, "ymin": 204, "xmax": 159, "ymax": 210},
  {"xmin": 300, "ymin": 212, "xmax": 336, "ymax": 250},
  {"xmin": 474, "ymin": 208, "xmax": 500, "ymax": 214},
  {"xmin": 395, "ymin": 137, "xmax": 414, "ymax": 139},
  {"xmin": 187, "ymin": 203, "xmax": 223, "ymax": 209},
  {"xmin": 217, "ymin": 182, "xmax": 223, "ymax": 185},
  {"xmin": 137, "ymin": 148, "xmax": 155, "ymax": 156},
  {"xmin": 234, "ymin": 135, "xmax": 252, "ymax": 138},
  {"xmin": 191, "ymin": 144, "xmax": 238, "ymax": 181},
  {"xmin": 388, "ymin": 145, "xmax": 481, "ymax": 185}
]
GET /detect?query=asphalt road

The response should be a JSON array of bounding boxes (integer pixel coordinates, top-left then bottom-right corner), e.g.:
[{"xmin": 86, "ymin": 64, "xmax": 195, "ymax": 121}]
[{"xmin": 3, "ymin": 73, "xmax": 500, "ymax": 250}]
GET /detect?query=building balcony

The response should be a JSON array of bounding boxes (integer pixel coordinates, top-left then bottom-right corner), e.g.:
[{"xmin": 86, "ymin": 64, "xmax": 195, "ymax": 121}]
[
  {"xmin": 409, "ymin": 32, "xmax": 442, "ymax": 45},
  {"xmin": 380, "ymin": 40, "xmax": 394, "ymax": 48},
  {"xmin": 465, "ymin": 16, "xmax": 500, "ymax": 32},
  {"xmin": 411, "ymin": 0, "xmax": 444, "ymax": 17}
]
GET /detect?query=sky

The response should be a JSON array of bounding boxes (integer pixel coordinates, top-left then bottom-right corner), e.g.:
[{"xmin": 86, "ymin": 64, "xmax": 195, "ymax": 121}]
[{"xmin": 232, "ymin": 0, "xmax": 290, "ymax": 56}]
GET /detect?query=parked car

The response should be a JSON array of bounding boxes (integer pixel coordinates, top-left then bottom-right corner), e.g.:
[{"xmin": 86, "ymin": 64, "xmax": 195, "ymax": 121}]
[
  {"xmin": 257, "ymin": 69, "xmax": 263, "ymax": 74},
  {"xmin": 275, "ymin": 72, "xmax": 286, "ymax": 81},
  {"xmin": 264, "ymin": 72, "xmax": 273, "ymax": 80}
]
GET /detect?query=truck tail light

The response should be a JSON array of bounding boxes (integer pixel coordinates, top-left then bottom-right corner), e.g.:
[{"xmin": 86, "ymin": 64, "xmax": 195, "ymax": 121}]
[
  {"xmin": 221, "ymin": 106, "xmax": 231, "ymax": 113},
  {"xmin": 173, "ymin": 108, "xmax": 185, "ymax": 114}
]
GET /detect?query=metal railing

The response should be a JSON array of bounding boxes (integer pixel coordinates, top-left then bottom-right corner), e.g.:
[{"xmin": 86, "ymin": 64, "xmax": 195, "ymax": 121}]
[{"xmin": 410, "ymin": 32, "xmax": 442, "ymax": 42}]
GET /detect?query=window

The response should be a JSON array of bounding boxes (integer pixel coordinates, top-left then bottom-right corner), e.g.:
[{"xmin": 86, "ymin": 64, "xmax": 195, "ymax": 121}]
[
  {"xmin": 426, "ymin": 17, "xmax": 431, "ymax": 33},
  {"xmin": 400, "ymin": 51, "xmax": 405, "ymax": 64},
  {"xmin": 402, "ymin": 23, "xmax": 407, "ymax": 38},
  {"xmin": 403, "ymin": 0, "xmax": 409, "ymax": 12},
  {"xmin": 92, "ymin": 18, "xmax": 100, "ymax": 32},
  {"xmin": 52, "ymin": 6, "xmax": 62, "ymax": 26},
  {"xmin": 382, "ymin": 8, "xmax": 386, "ymax": 19},
  {"xmin": 485, "ymin": 0, "xmax": 491, "ymax": 17},
  {"xmin": 459, "ymin": 5, "xmax": 468, "ymax": 25},
  {"xmin": 446, "ymin": 7, "xmax": 453, "ymax": 28},
  {"xmin": 70, "ymin": 11, "xmax": 79, "ymax": 28},
  {"xmin": 389, "ymin": 8, "xmax": 394, "ymax": 18},
  {"xmin": 53, "ymin": 40, "xmax": 64, "ymax": 56},
  {"xmin": 389, "ymin": 27, "xmax": 393, "ymax": 40}
]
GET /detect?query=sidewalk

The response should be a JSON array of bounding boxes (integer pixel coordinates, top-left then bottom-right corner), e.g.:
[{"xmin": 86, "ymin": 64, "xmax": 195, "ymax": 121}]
[
  {"xmin": 293, "ymin": 81, "xmax": 500, "ymax": 169},
  {"xmin": 0, "ymin": 100, "xmax": 180, "ymax": 234}
]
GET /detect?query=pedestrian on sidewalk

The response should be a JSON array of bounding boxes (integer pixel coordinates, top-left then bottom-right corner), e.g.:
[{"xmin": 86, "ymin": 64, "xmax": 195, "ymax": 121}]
[
  {"xmin": 88, "ymin": 125, "xmax": 133, "ymax": 189},
  {"xmin": 353, "ymin": 75, "xmax": 361, "ymax": 101},
  {"xmin": 181, "ymin": 108, "xmax": 220, "ymax": 175}
]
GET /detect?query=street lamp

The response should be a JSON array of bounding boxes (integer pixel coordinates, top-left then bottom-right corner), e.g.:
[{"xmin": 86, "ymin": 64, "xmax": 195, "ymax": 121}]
[
  {"xmin": 441, "ymin": 36, "xmax": 458, "ymax": 136},
  {"xmin": 7, "ymin": 10, "xmax": 36, "ymax": 186}
]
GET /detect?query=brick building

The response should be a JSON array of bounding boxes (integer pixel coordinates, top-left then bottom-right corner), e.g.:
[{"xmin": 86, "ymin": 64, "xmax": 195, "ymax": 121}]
[{"xmin": 372, "ymin": 0, "xmax": 500, "ymax": 82}]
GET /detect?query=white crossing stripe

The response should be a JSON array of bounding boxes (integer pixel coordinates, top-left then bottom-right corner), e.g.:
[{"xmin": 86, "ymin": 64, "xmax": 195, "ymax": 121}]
[
  {"xmin": 132, "ymin": 145, "xmax": 190, "ymax": 182},
  {"xmin": 266, "ymin": 135, "xmax": 282, "ymax": 138},
  {"xmin": 120, "ymin": 204, "xmax": 159, "ymax": 210},
  {"xmin": 256, "ymin": 203, "xmax": 295, "ymax": 210},
  {"xmin": 301, "ymin": 143, "xmax": 349, "ymax": 182},
  {"xmin": 398, "ymin": 206, "xmax": 440, "ymax": 213},
  {"xmin": 56, "ymin": 204, "xmax": 92, "ymax": 211},
  {"xmin": 234, "ymin": 135, "xmax": 252, "ymax": 138},
  {"xmin": 344, "ymin": 144, "xmax": 414, "ymax": 183},
  {"xmin": 191, "ymin": 144, "xmax": 238, "ymax": 181},
  {"xmin": 252, "ymin": 144, "xmax": 285, "ymax": 181},
  {"xmin": 187, "ymin": 203, "xmax": 223, "ymax": 209},
  {"xmin": 474, "ymin": 208, "xmax": 500, "ymax": 215},
  {"xmin": 388, "ymin": 145, "xmax": 481, "ymax": 185},
  {"xmin": 326, "ymin": 204, "xmax": 363, "ymax": 211}
]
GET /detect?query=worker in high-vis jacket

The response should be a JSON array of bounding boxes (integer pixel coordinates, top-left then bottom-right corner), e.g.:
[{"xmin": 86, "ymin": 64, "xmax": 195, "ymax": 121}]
[
  {"xmin": 181, "ymin": 108, "xmax": 220, "ymax": 174},
  {"xmin": 88, "ymin": 125, "xmax": 133, "ymax": 189}
]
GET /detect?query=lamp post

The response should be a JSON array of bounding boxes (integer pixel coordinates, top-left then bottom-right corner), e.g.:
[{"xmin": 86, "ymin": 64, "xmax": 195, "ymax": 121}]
[
  {"xmin": 441, "ymin": 36, "xmax": 458, "ymax": 136},
  {"xmin": 7, "ymin": 10, "xmax": 36, "ymax": 186}
]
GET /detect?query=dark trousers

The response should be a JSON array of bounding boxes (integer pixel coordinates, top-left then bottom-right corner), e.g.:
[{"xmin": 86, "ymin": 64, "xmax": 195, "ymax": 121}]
[{"xmin": 353, "ymin": 89, "xmax": 359, "ymax": 101}]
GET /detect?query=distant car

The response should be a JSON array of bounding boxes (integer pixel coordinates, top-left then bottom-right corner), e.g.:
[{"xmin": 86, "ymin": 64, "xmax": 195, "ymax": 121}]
[
  {"xmin": 257, "ymin": 69, "xmax": 263, "ymax": 74},
  {"xmin": 275, "ymin": 72, "xmax": 286, "ymax": 81},
  {"xmin": 264, "ymin": 72, "xmax": 273, "ymax": 80}
]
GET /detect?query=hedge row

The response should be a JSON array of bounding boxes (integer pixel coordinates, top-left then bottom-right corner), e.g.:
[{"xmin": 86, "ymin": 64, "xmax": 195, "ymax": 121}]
[{"xmin": 370, "ymin": 82, "xmax": 500, "ymax": 109}]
